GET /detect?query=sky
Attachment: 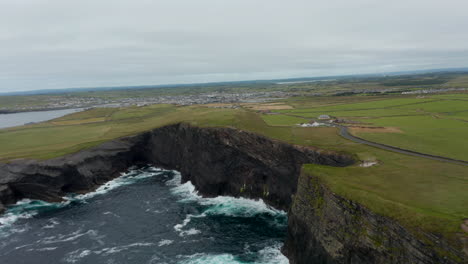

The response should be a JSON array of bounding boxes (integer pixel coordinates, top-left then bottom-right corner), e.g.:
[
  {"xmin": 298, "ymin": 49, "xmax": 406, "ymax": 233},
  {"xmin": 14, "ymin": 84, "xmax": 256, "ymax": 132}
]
[{"xmin": 1, "ymin": 0, "xmax": 468, "ymax": 92}]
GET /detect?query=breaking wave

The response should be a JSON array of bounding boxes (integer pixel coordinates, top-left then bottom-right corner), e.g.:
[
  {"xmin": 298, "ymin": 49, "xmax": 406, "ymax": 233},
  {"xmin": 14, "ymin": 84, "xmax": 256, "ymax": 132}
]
[
  {"xmin": 179, "ymin": 243, "xmax": 288, "ymax": 264},
  {"xmin": 168, "ymin": 172, "xmax": 289, "ymax": 263},
  {"xmin": 0, "ymin": 167, "xmax": 290, "ymax": 264},
  {"xmin": 0, "ymin": 166, "xmax": 166, "ymax": 236},
  {"xmin": 168, "ymin": 172, "xmax": 286, "ymax": 218}
]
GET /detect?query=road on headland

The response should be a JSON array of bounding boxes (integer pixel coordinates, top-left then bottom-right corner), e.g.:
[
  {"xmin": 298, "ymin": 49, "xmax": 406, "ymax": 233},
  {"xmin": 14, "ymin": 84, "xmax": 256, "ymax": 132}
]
[{"xmin": 338, "ymin": 126, "xmax": 468, "ymax": 166}]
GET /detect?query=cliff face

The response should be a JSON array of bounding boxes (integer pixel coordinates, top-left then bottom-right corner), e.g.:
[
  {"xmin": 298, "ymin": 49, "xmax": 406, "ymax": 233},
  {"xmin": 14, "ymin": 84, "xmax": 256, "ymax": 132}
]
[
  {"xmin": 0, "ymin": 123, "xmax": 465, "ymax": 263},
  {"xmin": 142, "ymin": 124, "xmax": 353, "ymax": 210},
  {"xmin": 0, "ymin": 134, "xmax": 147, "ymax": 208},
  {"xmin": 283, "ymin": 171, "xmax": 466, "ymax": 264},
  {"xmin": 0, "ymin": 123, "xmax": 352, "ymax": 212}
]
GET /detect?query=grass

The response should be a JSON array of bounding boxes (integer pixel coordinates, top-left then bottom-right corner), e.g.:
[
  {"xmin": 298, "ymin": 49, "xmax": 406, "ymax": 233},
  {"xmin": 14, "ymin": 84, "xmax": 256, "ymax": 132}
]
[
  {"xmin": 355, "ymin": 115, "xmax": 468, "ymax": 160},
  {"xmin": 279, "ymin": 97, "xmax": 436, "ymax": 113},
  {"xmin": 0, "ymin": 105, "xmax": 239, "ymax": 160},
  {"xmin": 270, "ymin": 95, "xmax": 468, "ymax": 161},
  {"xmin": 0, "ymin": 98, "xmax": 466, "ymax": 250},
  {"xmin": 261, "ymin": 114, "xmax": 309, "ymax": 126}
]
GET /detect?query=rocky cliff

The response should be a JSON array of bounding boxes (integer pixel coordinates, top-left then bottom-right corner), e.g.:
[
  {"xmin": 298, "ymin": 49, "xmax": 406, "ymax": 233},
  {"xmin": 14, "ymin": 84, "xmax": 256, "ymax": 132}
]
[
  {"xmin": 0, "ymin": 123, "xmax": 465, "ymax": 263},
  {"xmin": 283, "ymin": 170, "xmax": 466, "ymax": 264},
  {"xmin": 141, "ymin": 124, "xmax": 353, "ymax": 210},
  {"xmin": 0, "ymin": 123, "xmax": 351, "ymax": 212}
]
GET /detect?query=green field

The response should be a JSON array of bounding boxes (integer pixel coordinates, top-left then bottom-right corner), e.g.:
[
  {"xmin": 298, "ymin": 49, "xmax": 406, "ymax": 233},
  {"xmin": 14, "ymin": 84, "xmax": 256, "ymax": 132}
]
[
  {"xmin": 268, "ymin": 94, "xmax": 468, "ymax": 161},
  {"xmin": 0, "ymin": 94, "xmax": 467, "ymax": 254},
  {"xmin": 261, "ymin": 114, "xmax": 309, "ymax": 126}
]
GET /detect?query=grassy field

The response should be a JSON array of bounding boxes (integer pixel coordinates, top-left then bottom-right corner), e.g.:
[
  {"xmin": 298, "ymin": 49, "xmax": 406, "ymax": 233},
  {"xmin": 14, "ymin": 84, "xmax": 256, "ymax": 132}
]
[
  {"xmin": 268, "ymin": 94, "xmax": 468, "ymax": 161},
  {"xmin": 0, "ymin": 97, "xmax": 467, "ymax": 253},
  {"xmin": 0, "ymin": 105, "xmax": 239, "ymax": 160}
]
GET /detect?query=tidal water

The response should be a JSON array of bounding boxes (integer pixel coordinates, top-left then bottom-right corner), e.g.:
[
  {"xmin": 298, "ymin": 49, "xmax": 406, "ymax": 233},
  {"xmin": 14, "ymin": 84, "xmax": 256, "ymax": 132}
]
[
  {"xmin": 0, "ymin": 108, "xmax": 83, "ymax": 129},
  {"xmin": 0, "ymin": 167, "xmax": 289, "ymax": 264}
]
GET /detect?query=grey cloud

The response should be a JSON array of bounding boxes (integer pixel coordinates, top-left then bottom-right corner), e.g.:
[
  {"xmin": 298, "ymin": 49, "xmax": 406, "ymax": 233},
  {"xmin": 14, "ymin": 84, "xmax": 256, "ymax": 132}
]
[{"xmin": 0, "ymin": 0, "xmax": 468, "ymax": 92}]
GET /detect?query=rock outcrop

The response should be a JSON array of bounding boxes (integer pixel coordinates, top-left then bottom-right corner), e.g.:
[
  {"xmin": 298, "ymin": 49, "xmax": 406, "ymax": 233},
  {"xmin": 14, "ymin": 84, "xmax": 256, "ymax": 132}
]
[{"xmin": 0, "ymin": 123, "xmax": 465, "ymax": 263}]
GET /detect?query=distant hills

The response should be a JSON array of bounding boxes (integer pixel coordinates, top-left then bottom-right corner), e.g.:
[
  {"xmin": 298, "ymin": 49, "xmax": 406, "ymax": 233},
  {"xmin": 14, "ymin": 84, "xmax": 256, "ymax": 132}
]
[{"xmin": 2, "ymin": 67, "xmax": 468, "ymax": 96}]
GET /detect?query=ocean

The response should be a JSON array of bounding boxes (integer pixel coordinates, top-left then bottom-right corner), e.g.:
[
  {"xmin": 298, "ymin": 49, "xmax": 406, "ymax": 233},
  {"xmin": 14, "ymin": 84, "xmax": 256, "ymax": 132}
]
[{"xmin": 0, "ymin": 167, "xmax": 289, "ymax": 264}]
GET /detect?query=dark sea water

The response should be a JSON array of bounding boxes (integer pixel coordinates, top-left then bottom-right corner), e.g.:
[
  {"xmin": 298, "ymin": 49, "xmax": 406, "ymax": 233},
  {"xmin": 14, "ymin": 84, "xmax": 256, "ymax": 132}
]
[
  {"xmin": 0, "ymin": 108, "xmax": 83, "ymax": 129},
  {"xmin": 0, "ymin": 167, "xmax": 289, "ymax": 264}
]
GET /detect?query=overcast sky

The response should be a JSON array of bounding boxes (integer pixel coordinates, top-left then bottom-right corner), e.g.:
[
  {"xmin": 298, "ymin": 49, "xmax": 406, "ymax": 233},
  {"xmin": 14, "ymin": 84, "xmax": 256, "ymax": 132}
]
[{"xmin": 1, "ymin": 0, "xmax": 467, "ymax": 92}]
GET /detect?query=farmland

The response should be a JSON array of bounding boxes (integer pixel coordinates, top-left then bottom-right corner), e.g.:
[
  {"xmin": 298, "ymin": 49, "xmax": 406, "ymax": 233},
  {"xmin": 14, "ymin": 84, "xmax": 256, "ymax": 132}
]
[{"xmin": 270, "ymin": 94, "xmax": 468, "ymax": 161}]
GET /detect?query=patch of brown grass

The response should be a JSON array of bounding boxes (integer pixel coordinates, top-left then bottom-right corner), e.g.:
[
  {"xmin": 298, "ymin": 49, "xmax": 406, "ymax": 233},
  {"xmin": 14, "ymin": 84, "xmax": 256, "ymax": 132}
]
[
  {"xmin": 245, "ymin": 103, "xmax": 293, "ymax": 110},
  {"xmin": 203, "ymin": 103, "xmax": 235, "ymax": 108},
  {"xmin": 50, "ymin": 117, "xmax": 107, "ymax": 125},
  {"xmin": 349, "ymin": 126, "xmax": 403, "ymax": 134}
]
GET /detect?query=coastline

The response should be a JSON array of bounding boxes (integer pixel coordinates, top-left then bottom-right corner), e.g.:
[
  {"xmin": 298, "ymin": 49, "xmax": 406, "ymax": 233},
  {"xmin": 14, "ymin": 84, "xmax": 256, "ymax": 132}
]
[{"xmin": 0, "ymin": 123, "xmax": 465, "ymax": 263}]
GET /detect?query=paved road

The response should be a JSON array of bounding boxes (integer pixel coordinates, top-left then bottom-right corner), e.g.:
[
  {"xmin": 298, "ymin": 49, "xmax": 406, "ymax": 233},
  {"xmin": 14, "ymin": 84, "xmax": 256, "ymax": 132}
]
[{"xmin": 338, "ymin": 126, "xmax": 468, "ymax": 166}]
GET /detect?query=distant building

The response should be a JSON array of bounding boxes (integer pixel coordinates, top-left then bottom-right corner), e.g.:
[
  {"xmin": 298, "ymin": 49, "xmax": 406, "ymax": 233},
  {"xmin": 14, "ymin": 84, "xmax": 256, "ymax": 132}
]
[
  {"xmin": 318, "ymin": 114, "xmax": 330, "ymax": 120},
  {"xmin": 298, "ymin": 122, "xmax": 323, "ymax": 127}
]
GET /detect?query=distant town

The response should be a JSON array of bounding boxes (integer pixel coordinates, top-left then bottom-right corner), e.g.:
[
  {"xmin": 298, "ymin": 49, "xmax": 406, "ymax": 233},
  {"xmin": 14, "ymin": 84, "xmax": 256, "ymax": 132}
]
[
  {"xmin": 1, "ymin": 70, "xmax": 468, "ymax": 113},
  {"xmin": 0, "ymin": 91, "xmax": 298, "ymax": 113}
]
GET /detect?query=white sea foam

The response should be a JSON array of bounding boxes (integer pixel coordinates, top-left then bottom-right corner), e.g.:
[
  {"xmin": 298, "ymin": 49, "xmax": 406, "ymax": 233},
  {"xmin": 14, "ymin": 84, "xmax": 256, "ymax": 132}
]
[
  {"xmin": 94, "ymin": 242, "xmax": 154, "ymax": 256},
  {"xmin": 201, "ymin": 196, "xmax": 283, "ymax": 217},
  {"xmin": 169, "ymin": 172, "xmax": 287, "ymax": 238},
  {"xmin": 0, "ymin": 167, "xmax": 166, "ymax": 235},
  {"xmin": 64, "ymin": 249, "xmax": 92, "ymax": 263},
  {"xmin": 42, "ymin": 218, "xmax": 60, "ymax": 229},
  {"xmin": 158, "ymin": 239, "xmax": 173, "ymax": 247},
  {"xmin": 28, "ymin": 247, "xmax": 58, "ymax": 252},
  {"xmin": 40, "ymin": 229, "xmax": 100, "ymax": 244},
  {"xmin": 68, "ymin": 167, "xmax": 164, "ymax": 201},
  {"xmin": 174, "ymin": 213, "xmax": 206, "ymax": 237},
  {"xmin": 179, "ymin": 243, "xmax": 289, "ymax": 264},
  {"xmin": 179, "ymin": 253, "xmax": 240, "ymax": 264},
  {"xmin": 169, "ymin": 172, "xmax": 285, "ymax": 218},
  {"xmin": 0, "ymin": 199, "xmax": 62, "ymax": 236},
  {"xmin": 256, "ymin": 242, "xmax": 289, "ymax": 264},
  {"xmin": 0, "ymin": 210, "xmax": 35, "ymax": 229},
  {"xmin": 180, "ymin": 228, "xmax": 201, "ymax": 236}
]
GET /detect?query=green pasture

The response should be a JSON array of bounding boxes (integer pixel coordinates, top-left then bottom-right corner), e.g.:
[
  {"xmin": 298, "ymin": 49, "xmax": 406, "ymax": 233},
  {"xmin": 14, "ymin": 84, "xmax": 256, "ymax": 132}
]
[
  {"xmin": 266, "ymin": 94, "xmax": 468, "ymax": 161},
  {"xmin": 261, "ymin": 114, "xmax": 309, "ymax": 126},
  {"xmin": 354, "ymin": 115, "xmax": 468, "ymax": 160}
]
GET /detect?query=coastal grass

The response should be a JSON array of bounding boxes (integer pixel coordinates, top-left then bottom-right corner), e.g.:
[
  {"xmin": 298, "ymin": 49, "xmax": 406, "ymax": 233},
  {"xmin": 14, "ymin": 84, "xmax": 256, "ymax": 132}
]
[
  {"xmin": 303, "ymin": 159, "xmax": 468, "ymax": 245},
  {"xmin": 0, "ymin": 105, "xmax": 238, "ymax": 161}
]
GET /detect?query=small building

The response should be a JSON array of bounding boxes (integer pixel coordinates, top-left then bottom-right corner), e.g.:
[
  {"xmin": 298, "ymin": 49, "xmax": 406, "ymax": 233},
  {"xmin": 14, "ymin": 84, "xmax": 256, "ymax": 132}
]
[
  {"xmin": 298, "ymin": 121, "xmax": 322, "ymax": 127},
  {"xmin": 318, "ymin": 114, "xmax": 330, "ymax": 120}
]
